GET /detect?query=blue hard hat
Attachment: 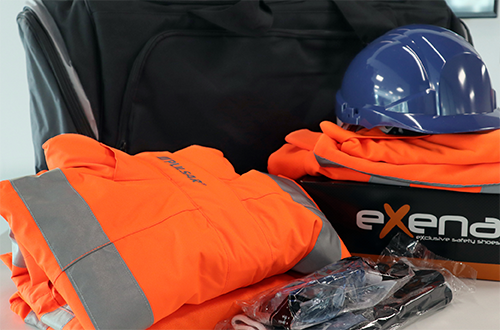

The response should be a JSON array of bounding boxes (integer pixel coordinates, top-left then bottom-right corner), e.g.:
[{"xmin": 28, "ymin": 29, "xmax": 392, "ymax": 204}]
[{"xmin": 335, "ymin": 24, "xmax": 500, "ymax": 134}]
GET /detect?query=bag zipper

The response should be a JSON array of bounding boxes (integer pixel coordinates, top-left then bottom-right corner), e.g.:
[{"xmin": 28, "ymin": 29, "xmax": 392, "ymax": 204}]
[{"xmin": 19, "ymin": 7, "xmax": 96, "ymax": 140}]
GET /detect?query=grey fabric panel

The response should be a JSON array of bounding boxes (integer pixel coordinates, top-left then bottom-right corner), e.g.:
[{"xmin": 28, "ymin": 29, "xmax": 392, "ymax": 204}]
[
  {"xmin": 10, "ymin": 169, "xmax": 154, "ymax": 329},
  {"xmin": 26, "ymin": 0, "xmax": 98, "ymax": 139},
  {"xmin": 17, "ymin": 13, "xmax": 77, "ymax": 172},
  {"xmin": 17, "ymin": 2, "xmax": 98, "ymax": 172},
  {"xmin": 263, "ymin": 173, "xmax": 342, "ymax": 273}
]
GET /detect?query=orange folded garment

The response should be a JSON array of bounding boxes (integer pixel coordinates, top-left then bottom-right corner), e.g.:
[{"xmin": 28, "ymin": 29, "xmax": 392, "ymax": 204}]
[
  {"xmin": 1, "ymin": 133, "xmax": 350, "ymax": 330},
  {"xmin": 269, "ymin": 121, "xmax": 500, "ymax": 193}
]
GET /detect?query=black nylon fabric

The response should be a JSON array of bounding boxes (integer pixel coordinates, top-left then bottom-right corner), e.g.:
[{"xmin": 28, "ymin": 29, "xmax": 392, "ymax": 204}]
[{"xmin": 25, "ymin": 0, "xmax": 468, "ymax": 173}]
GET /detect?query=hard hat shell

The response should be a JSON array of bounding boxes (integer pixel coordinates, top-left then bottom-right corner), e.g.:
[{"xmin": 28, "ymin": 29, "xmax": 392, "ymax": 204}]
[{"xmin": 336, "ymin": 24, "xmax": 499, "ymax": 134}]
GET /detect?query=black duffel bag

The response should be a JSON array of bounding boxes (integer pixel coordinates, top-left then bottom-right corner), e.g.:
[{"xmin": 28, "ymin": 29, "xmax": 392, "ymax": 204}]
[{"xmin": 18, "ymin": 0, "xmax": 470, "ymax": 173}]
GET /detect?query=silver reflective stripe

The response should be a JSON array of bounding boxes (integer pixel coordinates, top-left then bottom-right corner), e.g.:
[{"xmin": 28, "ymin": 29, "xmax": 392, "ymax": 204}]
[
  {"xmin": 9, "ymin": 230, "xmax": 27, "ymax": 268},
  {"xmin": 315, "ymin": 154, "xmax": 498, "ymax": 193},
  {"xmin": 263, "ymin": 174, "xmax": 342, "ymax": 273},
  {"xmin": 369, "ymin": 176, "xmax": 410, "ymax": 187},
  {"xmin": 10, "ymin": 169, "xmax": 154, "ymax": 330},
  {"xmin": 480, "ymin": 185, "xmax": 500, "ymax": 194},
  {"xmin": 25, "ymin": 311, "xmax": 49, "ymax": 330},
  {"xmin": 40, "ymin": 305, "xmax": 74, "ymax": 330}
]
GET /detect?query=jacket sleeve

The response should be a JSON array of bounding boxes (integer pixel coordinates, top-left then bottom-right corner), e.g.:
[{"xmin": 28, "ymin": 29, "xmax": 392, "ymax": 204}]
[
  {"xmin": 42, "ymin": 134, "xmax": 116, "ymax": 179},
  {"xmin": 268, "ymin": 129, "xmax": 322, "ymax": 179}
]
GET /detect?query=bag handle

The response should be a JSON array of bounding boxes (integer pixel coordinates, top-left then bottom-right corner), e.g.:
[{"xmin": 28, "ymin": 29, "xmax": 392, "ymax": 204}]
[
  {"xmin": 331, "ymin": 0, "xmax": 397, "ymax": 45},
  {"xmin": 191, "ymin": 0, "xmax": 397, "ymax": 41},
  {"xmin": 190, "ymin": 0, "xmax": 273, "ymax": 37}
]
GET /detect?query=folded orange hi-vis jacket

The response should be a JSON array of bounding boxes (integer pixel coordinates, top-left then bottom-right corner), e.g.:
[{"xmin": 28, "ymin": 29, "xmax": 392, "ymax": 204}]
[
  {"xmin": 268, "ymin": 121, "xmax": 500, "ymax": 193},
  {"xmin": 0, "ymin": 134, "xmax": 349, "ymax": 330}
]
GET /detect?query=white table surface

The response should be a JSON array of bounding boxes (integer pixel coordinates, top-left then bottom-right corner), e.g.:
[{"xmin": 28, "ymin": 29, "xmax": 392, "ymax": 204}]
[{"xmin": 1, "ymin": 231, "xmax": 499, "ymax": 330}]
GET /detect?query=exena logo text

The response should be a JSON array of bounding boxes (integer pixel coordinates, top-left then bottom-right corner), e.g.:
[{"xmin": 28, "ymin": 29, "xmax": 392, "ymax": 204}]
[{"xmin": 357, "ymin": 203, "xmax": 500, "ymax": 240}]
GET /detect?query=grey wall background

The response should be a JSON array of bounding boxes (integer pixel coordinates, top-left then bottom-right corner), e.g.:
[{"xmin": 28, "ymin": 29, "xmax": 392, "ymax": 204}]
[
  {"xmin": 1, "ymin": 0, "xmax": 499, "ymax": 236},
  {"xmin": 1, "ymin": 1, "xmax": 33, "ymax": 182}
]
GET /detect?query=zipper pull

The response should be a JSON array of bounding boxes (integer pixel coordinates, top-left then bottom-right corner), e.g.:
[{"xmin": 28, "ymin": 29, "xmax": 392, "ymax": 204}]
[{"xmin": 119, "ymin": 141, "xmax": 127, "ymax": 152}]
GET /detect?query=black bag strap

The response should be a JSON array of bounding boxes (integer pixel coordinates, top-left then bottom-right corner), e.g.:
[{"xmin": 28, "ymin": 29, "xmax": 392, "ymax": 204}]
[
  {"xmin": 331, "ymin": 0, "xmax": 397, "ymax": 44},
  {"xmin": 190, "ymin": 0, "xmax": 274, "ymax": 37},
  {"xmin": 191, "ymin": 0, "xmax": 460, "ymax": 44},
  {"xmin": 190, "ymin": 0, "xmax": 379, "ymax": 39}
]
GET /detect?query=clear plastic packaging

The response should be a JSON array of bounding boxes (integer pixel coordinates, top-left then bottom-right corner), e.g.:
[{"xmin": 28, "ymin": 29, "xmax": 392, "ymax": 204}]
[
  {"xmin": 378, "ymin": 233, "xmax": 477, "ymax": 299},
  {"xmin": 215, "ymin": 234, "xmax": 476, "ymax": 330}
]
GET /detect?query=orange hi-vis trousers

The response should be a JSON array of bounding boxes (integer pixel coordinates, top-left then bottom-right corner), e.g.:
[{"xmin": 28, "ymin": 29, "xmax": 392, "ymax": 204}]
[
  {"xmin": 268, "ymin": 121, "xmax": 500, "ymax": 193},
  {"xmin": 0, "ymin": 134, "xmax": 349, "ymax": 330}
]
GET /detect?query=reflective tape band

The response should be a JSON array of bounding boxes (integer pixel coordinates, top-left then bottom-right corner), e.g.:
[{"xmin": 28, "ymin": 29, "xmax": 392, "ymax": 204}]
[
  {"xmin": 11, "ymin": 169, "xmax": 154, "ymax": 329},
  {"xmin": 263, "ymin": 174, "xmax": 342, "ymax": 273},
  {"xmin": 25, "ymin": 306, "xmax": 74, "ymax": 330},
  {"xmin": 25, "ymin": 311, "xmax": 49, "ymax": 330},
  {"xmin": 315, "ymin": 154, "xmax": 499, "ymax": 193},
  {"xmin": 40, "ymin": 305, "xmax": 74, "ymax": 330},
  {"xmin": 369, "ymin": 176, "xmax": 410, "ymax": 187},
  {"xmin": 8, "ymin": 230, "xmax": 26, "ymax": 268},
  {"xmin": 481, "ymin": 185, "xmax": 500, "ymax": 194}
]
